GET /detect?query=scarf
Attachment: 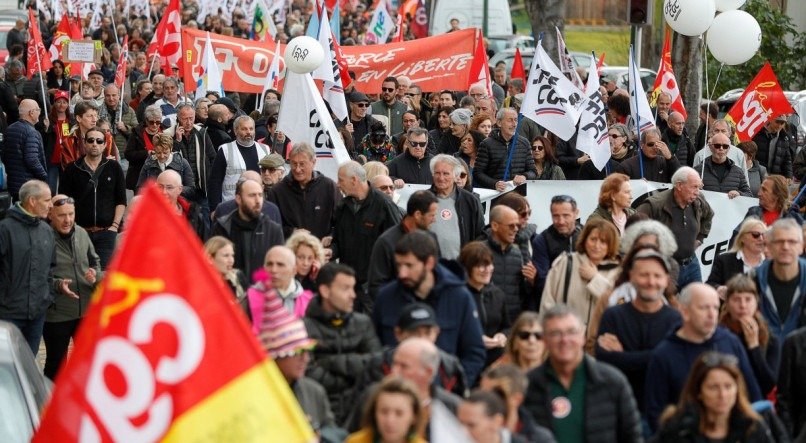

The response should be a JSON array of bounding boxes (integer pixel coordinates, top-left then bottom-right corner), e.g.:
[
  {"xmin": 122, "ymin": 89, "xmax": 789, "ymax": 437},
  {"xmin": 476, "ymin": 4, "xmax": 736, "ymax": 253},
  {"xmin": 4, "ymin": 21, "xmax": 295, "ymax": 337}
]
[{"xmin": 144, "ymin": 130, "xmax": 157, "ymax": 151}]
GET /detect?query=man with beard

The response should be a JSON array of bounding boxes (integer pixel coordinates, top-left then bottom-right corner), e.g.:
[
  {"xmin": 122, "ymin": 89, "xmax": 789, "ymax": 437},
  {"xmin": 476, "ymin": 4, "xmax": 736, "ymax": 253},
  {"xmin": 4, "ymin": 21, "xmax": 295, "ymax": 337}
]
[
  {"xmin": 594, "ymin": 247, "xmax": 682, "ymax": 419},
  {"xmin": 370, "ymin": 76, "xmax": 407, "ymax": 136},
  {"xmin": 208, "ymin": 115, "xmax": 271, "ymax": 210},
  {"xmin": 212, "ymin": 178, "xmax": 284, "ymax": 278},
  {"xmin": 373, "ymin": 231, "xmax": 486, "ymax": 386}
]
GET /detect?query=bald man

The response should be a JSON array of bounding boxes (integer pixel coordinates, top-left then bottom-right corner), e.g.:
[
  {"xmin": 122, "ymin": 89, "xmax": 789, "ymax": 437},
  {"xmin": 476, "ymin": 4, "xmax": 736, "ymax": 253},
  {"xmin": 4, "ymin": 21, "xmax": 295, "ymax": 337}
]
[
  {"xmin": 487, "ymin": 205, "xmax": 534, "ymax": 320},
  {"xmin": 263, "ymin": 246, "xmax": 312, "ymax": 317},
  {"xmin": 157, "ymin": 170, "xmax": 208, "ymax": 239},
  {"xmin": 662, "ymin": 111, "xmax": 696, "ymax": 167},
  {"xmin": 3, "ymin": 99, "xmax": 47, "ymax": 200}
]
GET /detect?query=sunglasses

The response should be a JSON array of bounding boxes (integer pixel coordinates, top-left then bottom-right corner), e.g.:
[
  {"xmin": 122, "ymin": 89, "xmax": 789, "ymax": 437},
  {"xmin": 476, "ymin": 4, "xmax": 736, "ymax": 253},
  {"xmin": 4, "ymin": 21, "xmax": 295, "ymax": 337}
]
[
  {"xmin": 53, "ymin": 197, "xmax": 75, "ymax": 207},
  {"xmin": 646, "ymin": 142, "xmax": 657, "ymax": 147},
  {"xmin": 609, "ymin": 133, "xmax": 622, "ymax": 138},
  {"xmin": 405, "ymin": 92, "xmax": 419, "ymax": 97},
  {"xmin": 381, "ymin": 87, "xmax": 395, "ymax": 92},
  {"xmin": 711, "ymin": 143, "xmax": 730, "ymax": 150},
  {"xmin": 459, "ymin": 172, "xmax": 468, "ymax": 179},
  {"xmin": 409, "ymin": 141, "xmax": 427, "ymax": 148},
  {"xmin": 520, "ymin": 210, "xmax": 531, "ymax": 218},
  {"xmin": 147, "ymin": 120, "xmax": 161, "ymax": 126},
  {"xmin": 517, "ymin": 331, "xmax": 542, "ymax": 340},
  {"xmin": 532, "ymin": 145, "xmax": 544, "ymax": 151},
  {"xmin": 85, "ymin": 137, "xmax": 105, "ymax": 144},
  {"xmin": 747, "ymin": 231, "xmax": 764, "ymax": 239},
  {"xmin": 355, "ymin": 103, "xmax": 369, "ymax": 108}
]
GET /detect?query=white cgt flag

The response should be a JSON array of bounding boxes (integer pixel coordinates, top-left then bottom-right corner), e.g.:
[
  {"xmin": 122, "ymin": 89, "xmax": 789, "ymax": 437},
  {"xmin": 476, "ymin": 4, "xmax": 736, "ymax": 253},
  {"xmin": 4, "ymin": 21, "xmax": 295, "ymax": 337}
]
[
  {"xmin": 277, "ymin": 71, "xmax": 351, "ymax": 182},
  {"xmin": 628, "ymin": 45, "xmax": 656, "ymax": 136},
  {"xmin": 576, "ymin": 53, "xmax": 611, "ymax": 170},
  {"xmin": 365, "ymin": 3, "xmax": 395, "ymax": 45},
  {"xmin": 521, "ymin": 43, "xmax": 587, "ymax": 141},
  {"xmin": 315, "ymin": 5, "xmax": 348, "ymax": 121}
]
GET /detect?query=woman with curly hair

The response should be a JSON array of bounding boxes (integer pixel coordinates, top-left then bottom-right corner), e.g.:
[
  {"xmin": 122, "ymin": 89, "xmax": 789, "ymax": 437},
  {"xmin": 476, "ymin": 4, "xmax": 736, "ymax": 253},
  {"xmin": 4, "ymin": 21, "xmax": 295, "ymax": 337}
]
[{"xmin": 286, "ymin": 231, "xmax": 326, "ymax": 292}]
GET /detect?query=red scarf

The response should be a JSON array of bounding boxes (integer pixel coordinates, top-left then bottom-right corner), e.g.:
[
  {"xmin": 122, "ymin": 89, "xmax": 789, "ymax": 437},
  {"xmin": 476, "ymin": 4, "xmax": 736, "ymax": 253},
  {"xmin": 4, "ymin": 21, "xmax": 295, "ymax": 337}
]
[{"xmin": 144, "ymin": 130, "xmax": 158, "ymax": 151}]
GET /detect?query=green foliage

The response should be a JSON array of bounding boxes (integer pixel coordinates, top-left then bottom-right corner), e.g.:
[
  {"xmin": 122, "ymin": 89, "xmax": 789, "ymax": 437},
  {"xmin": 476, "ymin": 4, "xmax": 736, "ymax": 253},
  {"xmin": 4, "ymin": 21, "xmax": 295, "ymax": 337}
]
[{"xmin": 706, "ymin": 0, "xmax": 806, "ymax": 99}]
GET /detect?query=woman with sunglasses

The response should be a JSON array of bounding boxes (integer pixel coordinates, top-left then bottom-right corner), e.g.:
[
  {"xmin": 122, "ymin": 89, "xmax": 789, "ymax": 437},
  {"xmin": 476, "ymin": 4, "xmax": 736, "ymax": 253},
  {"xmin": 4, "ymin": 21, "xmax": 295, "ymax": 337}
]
[
  {"xmin": 530, "ymin": 136, "xmax": 565, "ymax": 180},
  {"xmin": 718, "ymin": 275, "xmax": 780, "ymax": 397},
  {"xmin": 125, "ymin": 104, "xmax": 163, "ymax": 190},
  {"xmin": 695, "ymin": 134, "xmax": 752, "ymax": 198},
  {"xmin": 493, "ymin": 312, "xmax": 545, "ymax": 373},
  {"xmin": 578, "ymin": 123, "xmax": 636, "ymax": 180},
  {"xmin": 653, "ymin": 351, "xmax": 773, "ymax": 442},
  {"xmin": 459, "ymin": 241, "xmax": 511, "ymax": 366},
  {"xmin": 707, "ymin": 218, "xmax": 766, "ymax": 292},
  {"xmin": 588, "ymin": 173, "xmax": 635, "ymax": 235}
]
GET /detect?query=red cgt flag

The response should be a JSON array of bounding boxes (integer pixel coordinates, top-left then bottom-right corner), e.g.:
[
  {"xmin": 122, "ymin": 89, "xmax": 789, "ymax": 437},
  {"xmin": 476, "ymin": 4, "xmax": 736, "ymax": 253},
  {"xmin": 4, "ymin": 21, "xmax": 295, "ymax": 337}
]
[
  {"xmin": 511, "ymin": 47, "xmax": 526, "ymax": 81},
  {"xmin": 26, "ymin": 8, "xmax": 52, "ymax": 79},
  {"xmin": 650, "ymin": 28, "xmax": 687, "ymax": 120},
  {"xmin": 408, "ymin": 0, "xmax": 428, "ymax": 38},
  {"xmin": 467, "ymin": 29, "xmax": 492, "ymax": 98},
  {"xmin": 114, "ymin": 36, "xmax": 129, "ymax": 91},
  {"xmin": 726, "ymin": 62, "xmax": 795, "ymax": 142},
  {"xmin": 33, "ymin": 183, "xmax": 314, "ymax": 442}
]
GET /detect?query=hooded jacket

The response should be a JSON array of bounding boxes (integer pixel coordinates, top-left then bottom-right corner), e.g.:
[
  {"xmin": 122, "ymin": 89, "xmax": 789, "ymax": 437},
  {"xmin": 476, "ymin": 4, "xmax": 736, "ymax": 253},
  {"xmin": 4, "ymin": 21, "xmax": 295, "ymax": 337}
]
[
  {"xmin": 266, "ymin": 171, "xmax": 342, "ymax": 239},
  {"xmin": 0, "ymin": 204, "xmax": 56, "ymax": 320},
  {"xmin": 645, "ymin": 326, "xmax": 764, "ymax": 430},
  {"xmin": 373, "ymin": 261, "xmax": 487, "ymax": 385},
  {"xmin": 303, "ymin": 296, "xmax": 381, "ymax": 424},
  {"xmin": 754, "ymin": 258, "xmax": 806, "ymax": 342}
]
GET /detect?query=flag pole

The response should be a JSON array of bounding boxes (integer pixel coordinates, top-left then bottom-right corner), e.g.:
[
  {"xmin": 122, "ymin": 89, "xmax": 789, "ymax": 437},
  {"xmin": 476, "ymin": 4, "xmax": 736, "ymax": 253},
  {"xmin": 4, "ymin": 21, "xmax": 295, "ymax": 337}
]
[
  {"xmin": 504, "ymin": 32, "xmax": 542, "ymax": 183},
  {"xmin": 630, "ymin": 45, "xmax": 644, "ymax": 179},
  {"xmin": 33, "ymin": 49, "xmax": 49, "ymax": 118}
]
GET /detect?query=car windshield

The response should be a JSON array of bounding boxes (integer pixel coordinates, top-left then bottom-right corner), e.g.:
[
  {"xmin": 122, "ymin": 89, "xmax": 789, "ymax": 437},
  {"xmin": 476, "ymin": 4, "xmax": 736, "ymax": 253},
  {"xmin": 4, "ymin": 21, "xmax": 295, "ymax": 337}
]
[{"xmin": 0, "ymin": 365, "xmax": 33, "ymax": 442}]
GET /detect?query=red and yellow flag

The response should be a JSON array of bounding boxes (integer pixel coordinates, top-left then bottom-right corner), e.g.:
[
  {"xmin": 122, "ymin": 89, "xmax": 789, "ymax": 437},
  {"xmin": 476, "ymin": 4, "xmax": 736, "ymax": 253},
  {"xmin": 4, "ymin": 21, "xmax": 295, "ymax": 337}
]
[
  {"xmin": 726, "ymin": 62, "xmax": 795, "ymax": 142},
  {"xmin": 650, "ymin": 28, "xmax": 686, "ymax": 120},
  {"xmin": 34, "ymin": 182, "xmax": 314, "ymax": 442}
]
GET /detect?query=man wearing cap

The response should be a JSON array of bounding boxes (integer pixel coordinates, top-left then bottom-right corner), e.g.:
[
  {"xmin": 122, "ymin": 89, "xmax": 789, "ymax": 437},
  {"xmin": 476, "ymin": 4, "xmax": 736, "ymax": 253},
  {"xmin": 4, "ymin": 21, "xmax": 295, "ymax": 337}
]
[
  {"xmin": 303, "ymin": 262, "xmax": 381, "ymax": 424},
  {"xmin": 98, "ymin": 84, "xmax": 138, "ymax": 152},
  {"xmin": 601, "ymin": 73, "xmax": 617, "ymax": 94},
  {"xmin": 344, "ymin": 91, "xmax": 378, "ymax": 148},
  {"xmin": 373, "ymin": 231, "xmax": 486, "ymax": 385},
  {"xmin": 593, "ymin": 247, "xmax": 681, "ymax": 420},
  {"xmin": 256, "ymin": 277, "xmax": 335, "ymax": 434},
  {"xmin": 474, "ymin": 108, "xmax": 537, "ymax": 191},
  {"xmin": 258, "ymin": 153, "xmax": 286, "ymax": 196},
  {"xmin": 359, "ymin": 302, "xmax": 468, "ymax": 397},
  {"xmin": 753, "ymin": 114, "xmax": 794, "ymax": 179},
  {"xmin": 371, "ymin": 76, "xmax": 407, "ymax": 136}
]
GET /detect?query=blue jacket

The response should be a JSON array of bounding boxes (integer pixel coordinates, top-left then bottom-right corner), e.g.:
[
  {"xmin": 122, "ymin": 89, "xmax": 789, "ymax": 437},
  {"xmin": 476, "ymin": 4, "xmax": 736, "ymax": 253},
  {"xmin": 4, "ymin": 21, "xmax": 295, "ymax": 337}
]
[
  {"xmin": 373, "ymin": 261, "xmax": 486, "ymax": 385},
  {"xmin": 1, "ymin": 120, "xmax": 47, "ymax": 198},
  {"xmin": 645, "ymin": 326, "xmax": 763, "ymax": 431},
  {"xmin": 754, "ymin": 258, "xmax": 806, "ymax": 342}
]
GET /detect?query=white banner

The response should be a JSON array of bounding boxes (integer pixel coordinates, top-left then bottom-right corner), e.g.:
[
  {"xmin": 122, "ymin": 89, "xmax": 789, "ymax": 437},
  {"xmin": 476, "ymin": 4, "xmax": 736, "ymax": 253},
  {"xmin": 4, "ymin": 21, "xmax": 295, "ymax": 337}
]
[
  {"xmin": 277, "ymin": 71, "xmax": 351, "ymax": 182},
  {"xmin": 576, "ymin": 54, "xmax": 611, "ymax": 170},
  {"xmin": 629, "ymin": 45, "xmax": 656, "ymax": 135},
  {"xmin": 521, "ymin": 44, "xmax": 587, "ymax": 141},
  {"xmin": 365, "ymin": 4, "xmax": 395, "ymax": 45}
]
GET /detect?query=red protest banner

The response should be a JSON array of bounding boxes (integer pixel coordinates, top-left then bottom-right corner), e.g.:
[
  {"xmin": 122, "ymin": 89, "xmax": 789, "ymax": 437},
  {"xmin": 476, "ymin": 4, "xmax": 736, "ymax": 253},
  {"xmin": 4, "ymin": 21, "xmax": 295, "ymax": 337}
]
[
  {"xmin": 34, "ymin": 182, "xmax": 314, "ymax": 442},
  {"xmin": 726, "ymin": 62, "xmax": 795, "ymax": 141}
]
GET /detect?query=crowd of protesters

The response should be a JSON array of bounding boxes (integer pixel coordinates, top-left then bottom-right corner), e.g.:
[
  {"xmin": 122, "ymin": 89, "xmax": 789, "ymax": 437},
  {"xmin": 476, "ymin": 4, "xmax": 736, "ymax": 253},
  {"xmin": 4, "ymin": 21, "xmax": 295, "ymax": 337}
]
[{"xmin": 1, "ymin": 0, "xmax": 806, "ymax": 442}]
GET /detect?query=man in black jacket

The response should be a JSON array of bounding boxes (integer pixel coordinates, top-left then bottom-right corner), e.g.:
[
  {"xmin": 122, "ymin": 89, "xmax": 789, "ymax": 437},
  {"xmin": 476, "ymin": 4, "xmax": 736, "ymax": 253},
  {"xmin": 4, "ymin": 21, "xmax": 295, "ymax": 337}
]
[
  {"xmin": 662, "ymin": 111, "xmax": 696, "ymax": 167},
  {"xmin": 303, "ymin": 263, "xmax": 381, "ymax": 424},
  {"xmin": 484, "ymin": 205, "xmax": 533, "ymax": 321},
  {"xmin": 617, "ymin": 128, "xmax": 680, "ymax": 182},
  {"xmin": 172, "ymin": 104, "xmax": 216, "ymax": 206},
  {"xmin": 524, "ymin": 304, "xmax": 642, "ymax": 443},
  {"xmin": 331, "ymin": 161, "xmax": 402, "ymax": 312},
  {"xmin": 343, "ymin": 91, "xmax": 378, "ymax": 148},
  {"xmin": 753, "ymin": 115, "xmax": 794, "ymax": 179},
  {"xmin": 204, "ymin": 103, "xmax": 234, "ymax": 150},
  {"xmin": 212, "ymin": 179, "xmax": 284, "ymax": 278},
  {"xmin": 474, "ymin": 108, "xmax": 537, "ymax": 190},
  {"xmin": 778, "ymin": 326, "xmax": 806, "ymax": 440},
  {"xmin": 532, "ymin": 195, "xmax": 582, "ymax": 303},
  {"xmin": 387, "ymin": 127, "xmax": 433, "ymax": 186}
]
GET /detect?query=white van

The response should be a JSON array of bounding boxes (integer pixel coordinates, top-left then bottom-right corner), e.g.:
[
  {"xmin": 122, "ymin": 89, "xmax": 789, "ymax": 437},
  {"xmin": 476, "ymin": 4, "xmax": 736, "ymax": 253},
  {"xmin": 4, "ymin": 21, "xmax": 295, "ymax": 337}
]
[{"xmin": 429, "ymin": 0, "xmax": 513, "ymax": 36}]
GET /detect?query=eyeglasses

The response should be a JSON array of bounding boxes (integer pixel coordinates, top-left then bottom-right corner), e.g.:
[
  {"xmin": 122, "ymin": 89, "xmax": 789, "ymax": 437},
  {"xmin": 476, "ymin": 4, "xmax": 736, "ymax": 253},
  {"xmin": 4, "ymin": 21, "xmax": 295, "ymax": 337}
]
[
  {"xmin": 405, "ymin": 92, "xmax": 419, "ymax": 97},
  {"xmin": 381, "ymin": 87, "xmax": 395, "ymax": 92},
  {"xmin": 747, "ymin": 231, "xmax": 764, "ymax": 239},
  {"xmin": 609, "ymin": 133, "xmax": 622, "ymax": 138},
  {"xmin": 85, "ymin": 137, "xmax": 105, "ymax": 144},
  {"xmin": 409, "ymin": 141, "xmax": 427, "ymax": 148},
  {"xmin": 551, "ymin": 195, "xmax": 576, "ymax": 205},
  {"xmin": 459, "ymin": 172, "xmax": 467, "ymax": 179},
  {"xmin": 355, "ymin": 103, "xmax": 369, "ymax": 108},
  {"xmin": 147, "ymin": 120, "xmax": 161, "ymax": 126},
  {"xmin": 517, "ymin": 331, "xmax": 542, "ymax": 341},
  {"xmin": 531, "ymin": 145, "xmax": 544, "ymax": 151},
  {"xmin": 53, "ymin": 197, "xmax": 74, "ymax": 207},
  {"xmin": 711, "ymin": 143, "xmax": 730, "ymax": 150}
]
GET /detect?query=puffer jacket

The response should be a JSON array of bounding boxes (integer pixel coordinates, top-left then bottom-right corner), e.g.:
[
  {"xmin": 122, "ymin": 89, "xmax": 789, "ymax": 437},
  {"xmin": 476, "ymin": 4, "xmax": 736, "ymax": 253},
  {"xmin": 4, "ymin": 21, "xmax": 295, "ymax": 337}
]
[
  {"xmin": 524, "ymin": 355, "xmax": 643, "ymax": 443},
  {"xmin": 483, "ymin": 231, "xmax": 529, "ymax": 321},
  {"xmin": 2, "ymin": 119, "xmax": 47, "ymax": 198},
  {"xmin": 0, "ymin": 205, "xmax": 55, "ymax": 320},
  {"xmin": 387, "ymin": 151, "xmax": 434, "ymax": 185},
  {"xmin": 696, "ymin": 157, "xmax": 752, "ymax": 196},
  {"xmin": 46, "ymin": 226, "xmax": 102, "ymax": 322},
  {"xmin": 474, "ymin": 128, "xmax": 537, "ymax": 189},
  {"xmin": 651, "ymin": 404, "xmax": 773, "ymax": 443},
  {"xmin": 136, "ymin": 151, "xmax": 197, "ymax": 198},
  {"xmin": 303, "ymin": 296, "xmax": 382, "ymax": 424},
  {"xmin": 266, "ymin": 171, "xmax": 342, "ymax": 239},
  {"xmin": 753, "ymin": 127, "xmax": 793, "ymax": 178}
]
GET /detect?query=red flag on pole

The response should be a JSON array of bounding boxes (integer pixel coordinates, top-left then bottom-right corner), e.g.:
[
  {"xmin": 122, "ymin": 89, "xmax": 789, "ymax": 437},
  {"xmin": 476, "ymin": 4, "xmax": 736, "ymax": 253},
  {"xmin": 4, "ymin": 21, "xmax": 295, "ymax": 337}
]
[
  {"xmin": 467, "ymin": 29, "xmax": 493, "ymax": 98},
  {"xmin": 154, "ymin": 0, "xmax": 182, "ymax": 75},
  {"xmin": 48, "ymin": 14, "xmax": 71, "ymax": 61},
  {"xmin": 114, "ymin": 36, "xmax": 129, "ymax": 90},
  {"xmin": 650, "ymin": 28, "xmax": 686, "ymax": 120},
  {"xmin": 510, "ymin": 47, "xmax": 525, "ymax": 81},
  {"xmin": 596, "ymin": 51, "xmax": 606, "ymax": 74},
  {"xmin": 33, "ymin": 183, "xmax": 315, "ymax": 443},
  {"xmin": 408, "ymin": 0, "xmax": 428, "ymax": 38},
  {"xmin": 26, "ymin": 8, "xmax": 52, "ymax": 79},
  {"xmin": 332, "ymin": 31, "xmax": 351, "ymax": 89},
  {"xmin": 726, "ymin": 62, "xmax": 795, "ymax": 142}
]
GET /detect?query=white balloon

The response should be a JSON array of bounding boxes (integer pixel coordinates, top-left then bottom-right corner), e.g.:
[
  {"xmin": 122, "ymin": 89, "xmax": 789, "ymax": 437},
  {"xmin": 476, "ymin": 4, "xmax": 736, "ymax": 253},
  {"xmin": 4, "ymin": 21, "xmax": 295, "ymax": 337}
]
[
  {"xmin": 714, "ymin": 0, "xmax": 746, "ymax": 12},
  {"xmin": 707, "ymin": 10, "xmax": 762, "ymax": 65},
  {"xmin": 283, "ymin": 36, "xmax": 325, "ymax": 74},
  {"xmin": 663, "ymin": 0, "xmax": 716, "ymax": 36}
]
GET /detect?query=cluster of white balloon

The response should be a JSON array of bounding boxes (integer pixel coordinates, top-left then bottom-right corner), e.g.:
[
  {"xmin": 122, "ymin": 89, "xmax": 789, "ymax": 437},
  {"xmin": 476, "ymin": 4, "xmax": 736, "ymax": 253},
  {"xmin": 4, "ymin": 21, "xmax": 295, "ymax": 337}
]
[{"xmin": 663, "ymin": 0, "xmax": 762, "ymax": 65}]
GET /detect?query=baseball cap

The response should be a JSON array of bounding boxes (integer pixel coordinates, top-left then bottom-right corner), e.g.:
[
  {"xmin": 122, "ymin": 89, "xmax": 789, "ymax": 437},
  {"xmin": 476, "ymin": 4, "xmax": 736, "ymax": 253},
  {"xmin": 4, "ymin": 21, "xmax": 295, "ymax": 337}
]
[
  {"xmin": 259, "ymin": 153, "xmax": 285, "ymax": 169},
  {"xmin": 397, "ymin": 303, "xmax": 438, "ymax": 330},
  {"xmin": 88, "ymin": 69, "xmax": 104, "ymax": 78},
  {"xmin": 53, "ymin": 90, "xmax": 69, "ymax": 102}
]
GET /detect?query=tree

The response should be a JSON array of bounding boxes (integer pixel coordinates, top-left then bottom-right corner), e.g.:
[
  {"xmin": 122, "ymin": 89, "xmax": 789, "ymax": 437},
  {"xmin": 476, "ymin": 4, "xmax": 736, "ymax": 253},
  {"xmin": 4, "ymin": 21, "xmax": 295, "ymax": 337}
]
[
  {"xmin": 672, "ymin": 35, "xmax": 703, "ymax": 136},
  {"xmin": 524, "ymin": 0, "xmax": 565, "ymax": 66}
]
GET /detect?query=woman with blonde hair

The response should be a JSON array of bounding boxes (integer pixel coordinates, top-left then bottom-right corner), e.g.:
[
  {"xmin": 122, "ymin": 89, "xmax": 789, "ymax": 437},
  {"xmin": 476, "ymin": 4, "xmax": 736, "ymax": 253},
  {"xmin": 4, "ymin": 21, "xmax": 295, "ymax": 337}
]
[
  {"xmin": 493, "ymin": 312, "xmax": 545, "ymax": 373},
  {"xmin": 345, "ymin": 377, "xmax": 426, "ymax": 443},
  {"xmin": 286, "ymin": 231, "xmax": 326, "ymax": 292},
  {"xmin": 707, "ymin": 218, "xmax": 766, "ymax": 293},
  {"xmin": 719, "ymin": 275, "xmax": 779, "ymax": 396},
  {"xmin": 204, "ymin": 236, "xmax": 250, "ymax": 320},
  {"xmin": 363, "ymin": 161, "xmax": 389, "ymax": 183}
]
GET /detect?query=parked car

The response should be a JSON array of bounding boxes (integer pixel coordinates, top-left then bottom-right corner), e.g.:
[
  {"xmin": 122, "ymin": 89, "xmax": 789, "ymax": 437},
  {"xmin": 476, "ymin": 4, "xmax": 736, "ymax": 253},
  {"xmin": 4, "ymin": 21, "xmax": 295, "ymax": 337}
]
[
  {"xmin": 486, "ymin": 35, "xmax": 534, "ymax": 56},
  {"xmin": 489, "ymin": 47, "xmax": 604, "ymax": 77},
  {"xmin": 0, "ymin": 321, "xmax": 52, "ymax": 443},
  {"xmin": 598, "ymin": 66, "xmax": 657, "ymax": 92}
]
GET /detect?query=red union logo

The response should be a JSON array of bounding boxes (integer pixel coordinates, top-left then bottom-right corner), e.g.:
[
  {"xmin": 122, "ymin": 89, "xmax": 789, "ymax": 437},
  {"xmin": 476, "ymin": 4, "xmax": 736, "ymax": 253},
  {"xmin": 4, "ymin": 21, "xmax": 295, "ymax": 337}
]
[
  {"xmin": 737, "ymin": 91, "xmax": 769, "ymax": 137},
  {"xmin": 186, "ymin": 35, "xmax": 284, "ymax": 87}
]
